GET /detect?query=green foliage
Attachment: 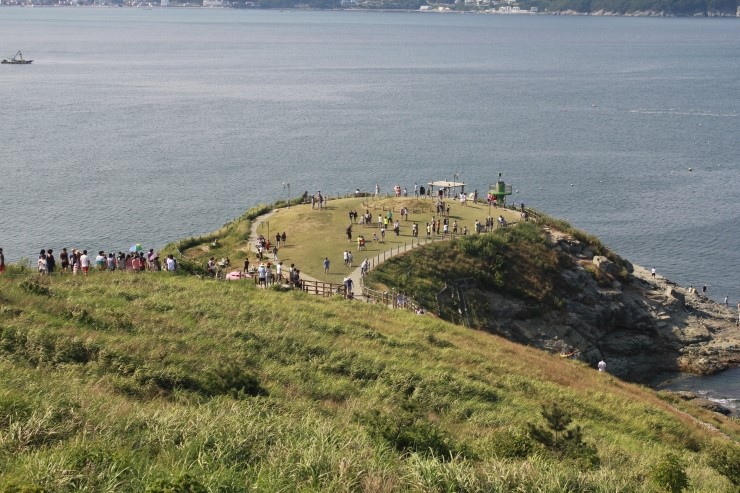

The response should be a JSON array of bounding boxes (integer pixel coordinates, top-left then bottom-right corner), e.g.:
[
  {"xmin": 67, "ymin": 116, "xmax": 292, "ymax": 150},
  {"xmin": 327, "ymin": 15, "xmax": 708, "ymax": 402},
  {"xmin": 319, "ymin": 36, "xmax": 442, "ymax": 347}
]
[
  {"xmin": 363, "ymin": 406, "xmax": 464, "ymax": 459},
  {"xmin": 202, "ymin": 362, "xmax": 268, "ymax": 398},
  {"xmin": 0, "ymin": 390, "xmax": 33, "ymax": 427},
  {"xmin": 489, "ymin": 428, "xmax": 534, "ymax": 459},
  {"xmin": 650, "ymin": 453, "xmax": 690, "ymax": 493},
  {"xmin": 367, "ymin": 221, "xmax": 566, "ymax": 323},
  {"xmin": 19, "ymin": 278, "xmax": 51, "ymax": 296},
  {"xmin": 527, "ymin": 403, "xmax": 600, "ymax": 468},
  {"xmin": 519, "ymin": 0, "xmax": 737, "ymax": 15},
  {"xmin": 1, "ymin": 484, "xmax": 50, "ymax": 493},
  {"xmin": 706, "ymin": 441, "xmax": 740, "ymax": 486},
  {"xmin": 145, "ymin": 474, "xmax": 207, "ymax": 493}
]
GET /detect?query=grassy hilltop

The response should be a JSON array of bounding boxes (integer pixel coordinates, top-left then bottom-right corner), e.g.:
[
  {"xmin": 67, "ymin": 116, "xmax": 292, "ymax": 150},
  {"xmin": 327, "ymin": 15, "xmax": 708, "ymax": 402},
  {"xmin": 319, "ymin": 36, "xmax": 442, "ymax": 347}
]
[{"xmin": 1, "ymin": 198, "xmax": 739, "ymax": 492}]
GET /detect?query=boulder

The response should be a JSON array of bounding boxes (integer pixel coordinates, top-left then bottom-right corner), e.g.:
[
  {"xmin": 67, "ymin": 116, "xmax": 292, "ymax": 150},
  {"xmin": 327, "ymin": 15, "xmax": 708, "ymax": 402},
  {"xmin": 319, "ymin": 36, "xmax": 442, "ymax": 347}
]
[
  {"xmin": 665, "ymin": 287, "xmax": 686, "ymax": 306},
  {"xmin": 694, "ymin": 398, "xmax": 733, "ymax": 416},
  {"xmin": 593, "ymin": 256, "xmax": 620, "ymax": 278},
  {"xmin": 671, "ymin": 391, "xmax": 698, "ymax": 400}
]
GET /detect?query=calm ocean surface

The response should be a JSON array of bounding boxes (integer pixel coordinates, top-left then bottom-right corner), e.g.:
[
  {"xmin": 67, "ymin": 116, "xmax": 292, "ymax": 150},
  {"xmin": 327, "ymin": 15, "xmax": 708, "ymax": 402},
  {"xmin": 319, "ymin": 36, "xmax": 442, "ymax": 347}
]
[{"xmin": 1, "ymin": 8, "xmax": 739, "ymax": 402}]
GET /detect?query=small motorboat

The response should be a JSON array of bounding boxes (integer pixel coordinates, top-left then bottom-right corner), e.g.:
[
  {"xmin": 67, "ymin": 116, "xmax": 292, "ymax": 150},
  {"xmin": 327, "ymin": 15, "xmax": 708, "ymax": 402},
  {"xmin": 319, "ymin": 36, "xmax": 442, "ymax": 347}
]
[{"xmin": 2, "ymin": 51, "xmax": 33, "ymax": 65}]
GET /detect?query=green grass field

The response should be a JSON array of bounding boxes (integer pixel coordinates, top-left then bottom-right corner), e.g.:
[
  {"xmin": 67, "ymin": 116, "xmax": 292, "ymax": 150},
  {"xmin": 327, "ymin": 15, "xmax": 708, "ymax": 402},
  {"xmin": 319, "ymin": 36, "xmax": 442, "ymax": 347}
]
[
  {"xmin": 174, "ymin": 197, "xmax": 522, "ymax": 283},
  {"xmin": 0, "ymin": 266, "xmax": 738, "ymax": 491}
]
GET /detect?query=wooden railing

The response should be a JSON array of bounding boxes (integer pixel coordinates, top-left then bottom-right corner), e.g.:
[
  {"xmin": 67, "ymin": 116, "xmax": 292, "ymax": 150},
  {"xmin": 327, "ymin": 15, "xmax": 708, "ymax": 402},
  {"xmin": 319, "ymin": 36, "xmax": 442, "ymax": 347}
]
[
  {"xmin": 361, "ymin": 285, "xmax": 422, "ymax": 312},
  {"xmin": 300, "ymin": 279, "xmax": 347, "ymax": 298}
]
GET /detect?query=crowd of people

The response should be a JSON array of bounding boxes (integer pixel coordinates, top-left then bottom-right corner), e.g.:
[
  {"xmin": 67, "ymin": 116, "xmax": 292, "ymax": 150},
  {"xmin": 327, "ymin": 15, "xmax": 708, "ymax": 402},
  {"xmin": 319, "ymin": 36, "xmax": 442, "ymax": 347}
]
[{"xmin": 0, "ymin": 246, "xmax": 182, "ymax": 276}]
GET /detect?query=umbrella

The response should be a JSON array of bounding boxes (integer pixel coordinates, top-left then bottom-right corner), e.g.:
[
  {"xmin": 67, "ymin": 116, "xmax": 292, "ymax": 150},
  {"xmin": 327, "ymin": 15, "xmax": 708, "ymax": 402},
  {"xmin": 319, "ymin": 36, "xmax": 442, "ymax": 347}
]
[
  {"xmin": 129, "ymin": 243, "xmax": 142, "ymax": 253},
  {"xmin": 226, "ymin": 271, "xmax": 245, "ymax": 281}
]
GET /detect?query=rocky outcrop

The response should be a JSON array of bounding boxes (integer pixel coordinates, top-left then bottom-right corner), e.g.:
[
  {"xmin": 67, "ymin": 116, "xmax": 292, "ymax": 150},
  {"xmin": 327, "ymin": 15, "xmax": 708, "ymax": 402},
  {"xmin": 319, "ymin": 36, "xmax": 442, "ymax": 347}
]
[{"xmin": 471, "ymin": 231, "xmax": 740, "ymax": 383}]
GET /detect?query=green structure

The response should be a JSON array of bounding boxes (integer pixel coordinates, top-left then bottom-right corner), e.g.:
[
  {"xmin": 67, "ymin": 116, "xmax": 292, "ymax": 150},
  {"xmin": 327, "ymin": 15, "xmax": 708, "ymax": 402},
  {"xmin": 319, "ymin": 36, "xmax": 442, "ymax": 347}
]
[{"xmin": 489, "ymin": 172, "xmax": 513, "ymax": 205}]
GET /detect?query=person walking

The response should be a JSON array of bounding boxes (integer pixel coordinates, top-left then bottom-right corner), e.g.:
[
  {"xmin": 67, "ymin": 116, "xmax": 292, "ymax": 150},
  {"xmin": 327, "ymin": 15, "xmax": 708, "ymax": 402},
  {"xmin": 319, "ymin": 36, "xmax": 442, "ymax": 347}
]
[
  {"xmin": 323, "ymin": 257, "xmax": 330, "ymax": 274},
  {"xmin": 651, "ymin": 267, "xmax": 656, "ymax": 278},
  {"xmin": 0, "ymin": 248, "xmax": 4, "ymax": 275},
  {"xmin": 598, "ymin": 359, "xmax": 607, "ymax": 372}
]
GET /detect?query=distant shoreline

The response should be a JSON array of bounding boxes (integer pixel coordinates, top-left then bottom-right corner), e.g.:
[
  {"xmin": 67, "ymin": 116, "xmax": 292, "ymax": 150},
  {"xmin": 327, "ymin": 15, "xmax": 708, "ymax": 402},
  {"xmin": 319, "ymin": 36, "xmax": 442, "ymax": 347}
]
[{"xmin": 2, "ymin": 5, "xmax": 737, "ymax": 18}]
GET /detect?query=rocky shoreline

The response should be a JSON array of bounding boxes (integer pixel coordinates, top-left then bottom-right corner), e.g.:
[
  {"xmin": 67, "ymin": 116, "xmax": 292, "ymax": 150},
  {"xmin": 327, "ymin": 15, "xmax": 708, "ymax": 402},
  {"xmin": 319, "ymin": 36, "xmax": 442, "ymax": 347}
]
[{"xmin": 474, "ymin": 227, "xmax": 740, "ymax": 385}]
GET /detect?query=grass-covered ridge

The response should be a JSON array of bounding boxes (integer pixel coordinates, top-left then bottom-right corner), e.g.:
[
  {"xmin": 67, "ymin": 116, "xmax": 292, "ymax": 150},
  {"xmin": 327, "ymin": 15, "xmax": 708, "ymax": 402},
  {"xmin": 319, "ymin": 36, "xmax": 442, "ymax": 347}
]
[
  {"xmin": 1, "ymin": 270, "xmax": 739, "ymax": 492},
  {"xmin": 366, "ymin": 222, "xmax": 569, "ymax": 311}
]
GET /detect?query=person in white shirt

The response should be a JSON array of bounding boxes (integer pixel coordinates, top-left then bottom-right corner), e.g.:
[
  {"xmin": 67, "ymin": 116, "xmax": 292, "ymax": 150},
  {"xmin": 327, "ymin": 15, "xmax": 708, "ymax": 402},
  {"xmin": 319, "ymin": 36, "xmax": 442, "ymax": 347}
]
[
  {"xmin": 80, "ymin": 250, "xmax": 90, "ymax": 275},
  {"xmin": 598, "ymin": 359, "xmax": 607, "ymax": 372},
  {"xmin": 37, "ymin": 253, "xmax": 47, "ymax": 274}
]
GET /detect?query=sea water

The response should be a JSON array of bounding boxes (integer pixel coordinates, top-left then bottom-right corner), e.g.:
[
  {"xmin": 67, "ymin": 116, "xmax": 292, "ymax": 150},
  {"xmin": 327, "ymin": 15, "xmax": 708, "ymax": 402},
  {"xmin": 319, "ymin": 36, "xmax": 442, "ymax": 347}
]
[{"xmin": 1, "ymin": 8, "xmax": 739, "ymax": 398}]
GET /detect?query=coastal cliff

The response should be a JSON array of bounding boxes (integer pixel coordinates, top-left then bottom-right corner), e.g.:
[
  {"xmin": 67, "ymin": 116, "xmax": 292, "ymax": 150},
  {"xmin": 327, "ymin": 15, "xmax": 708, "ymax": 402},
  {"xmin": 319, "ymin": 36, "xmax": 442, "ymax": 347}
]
[
  {"xmin": 366, "ymin": 220, "xmax": 740, "ymax": 384},
  {"xmin": 485, "ymin": 228, "xmax": 740, "ymax": 382}
]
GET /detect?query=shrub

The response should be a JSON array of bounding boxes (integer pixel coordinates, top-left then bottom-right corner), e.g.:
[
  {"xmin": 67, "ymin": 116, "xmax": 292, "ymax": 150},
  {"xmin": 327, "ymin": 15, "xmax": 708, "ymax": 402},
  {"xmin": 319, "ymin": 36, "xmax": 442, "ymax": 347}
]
[
  {"xmin": 202, "ymin": 362, "xmax": 268, "ymax": 398},
  {"xmin": 145, "ymin": 474, "xmax": 207, "ymax": 493},
  {"xmin": 134, "ymin": 366, "xmax": 200, "ymax": 394},
  {"xmin": 362, "ymin": 406, "xmax": 464, "ymax": 460},
  {"xmin": 19, "ymin": 278, "xmax": 51, "ymax": 296},
  {"xmin": 706, "ymin": 442, "xmax": 740, "ymax": 486},
  {"xmin": 651, "ymin": 453, "xmax": 689, "ymax": 493},
  {"xmin": 527, "ymin": 403, "xmax": 600, "ymax": 468},
  {"xmin": 53, "ymin": 337, "xmax": 99, "ymax": 364},
  {"xmin": 490, "ymin": 428, "xmax": 533, "ymax": 458}
]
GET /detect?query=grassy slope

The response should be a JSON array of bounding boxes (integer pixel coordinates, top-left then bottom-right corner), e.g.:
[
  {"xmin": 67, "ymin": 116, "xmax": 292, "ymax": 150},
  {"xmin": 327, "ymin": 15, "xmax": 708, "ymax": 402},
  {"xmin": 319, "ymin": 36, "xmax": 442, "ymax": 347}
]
[{"xmin": 0, "ymin": 271, "xmax": 738, "ymax": 492}]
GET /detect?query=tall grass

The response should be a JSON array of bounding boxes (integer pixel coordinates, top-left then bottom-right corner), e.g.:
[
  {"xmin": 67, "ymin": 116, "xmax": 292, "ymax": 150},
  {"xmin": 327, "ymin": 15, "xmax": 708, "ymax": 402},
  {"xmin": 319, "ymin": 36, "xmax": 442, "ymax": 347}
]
[{"xmin": 0, "ymin": 266, "xmax": 738, "ymax": 491}]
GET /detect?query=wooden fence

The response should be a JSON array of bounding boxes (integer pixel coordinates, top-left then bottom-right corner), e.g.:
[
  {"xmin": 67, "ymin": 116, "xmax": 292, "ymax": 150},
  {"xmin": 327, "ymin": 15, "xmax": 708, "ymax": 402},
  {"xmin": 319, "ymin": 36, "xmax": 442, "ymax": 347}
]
[
  {"xmin": 361, "ymin": 285, "xmax": 422, "ymax": 312},
  {"xmin": 300, "ymin": 279, "xmax": 348, "ymax": 298}
]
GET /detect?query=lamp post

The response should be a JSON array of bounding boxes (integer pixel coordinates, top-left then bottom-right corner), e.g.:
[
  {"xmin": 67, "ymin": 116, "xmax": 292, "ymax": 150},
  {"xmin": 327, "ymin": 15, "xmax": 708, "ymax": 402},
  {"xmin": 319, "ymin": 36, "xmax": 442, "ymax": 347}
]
[{"xmin": 283, "ymin": 182, "xmax": 290, "ymax": 208}]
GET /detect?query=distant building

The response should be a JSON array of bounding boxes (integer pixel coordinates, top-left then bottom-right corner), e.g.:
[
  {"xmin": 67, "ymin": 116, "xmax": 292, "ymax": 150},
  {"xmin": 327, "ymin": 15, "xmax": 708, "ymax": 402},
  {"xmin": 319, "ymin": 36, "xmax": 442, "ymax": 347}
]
[
  {"xmin": 202, "ymin": 0, "xmax": 223, "ymax": 6},
  {"xmin": 160, "ymin": 0, "xmax": 169, "ymax": 5}
]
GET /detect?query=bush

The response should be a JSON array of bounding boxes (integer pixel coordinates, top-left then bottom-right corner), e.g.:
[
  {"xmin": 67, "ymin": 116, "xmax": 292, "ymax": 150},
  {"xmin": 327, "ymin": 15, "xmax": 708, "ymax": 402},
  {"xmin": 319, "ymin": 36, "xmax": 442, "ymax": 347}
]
[
  {"xmin": 145, "ymin": 474, "xmax": 207, "ymax": 493},
  {"xmin": 490, "ymin": 428, "xmax": 533, "ymax": 458},
  {"xmin": 706, "ymin": 442, "xmax": 740, "ymax": 486},
  {"xmin": 363, "ymin": 406, "xmax": 464, "ymax": 459},
  {"xmin": 202, "ymin": 362, "xmax": 268, "ymax": 398},
  {"xmin": 19, "ymin": 278, "xmax": 51, "ymax": 296},
  {"xmin": 527, "ymin": 403, "xmax": 600, "ymax": 468},
  {"xmin": 651, "ymin": 453, "xmax": 689, "ymax": 493}
]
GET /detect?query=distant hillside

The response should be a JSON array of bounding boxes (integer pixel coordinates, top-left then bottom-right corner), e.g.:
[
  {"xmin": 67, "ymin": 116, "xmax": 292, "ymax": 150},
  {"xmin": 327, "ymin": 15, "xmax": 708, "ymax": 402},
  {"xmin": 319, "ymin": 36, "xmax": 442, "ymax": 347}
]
[
  {"xmin": 231, "ymin": 0, "xmax": 739, "ymax": 16},
  {"xmin": 520, "ymin": 0, "xmax": 739, "ymax": 15}
]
